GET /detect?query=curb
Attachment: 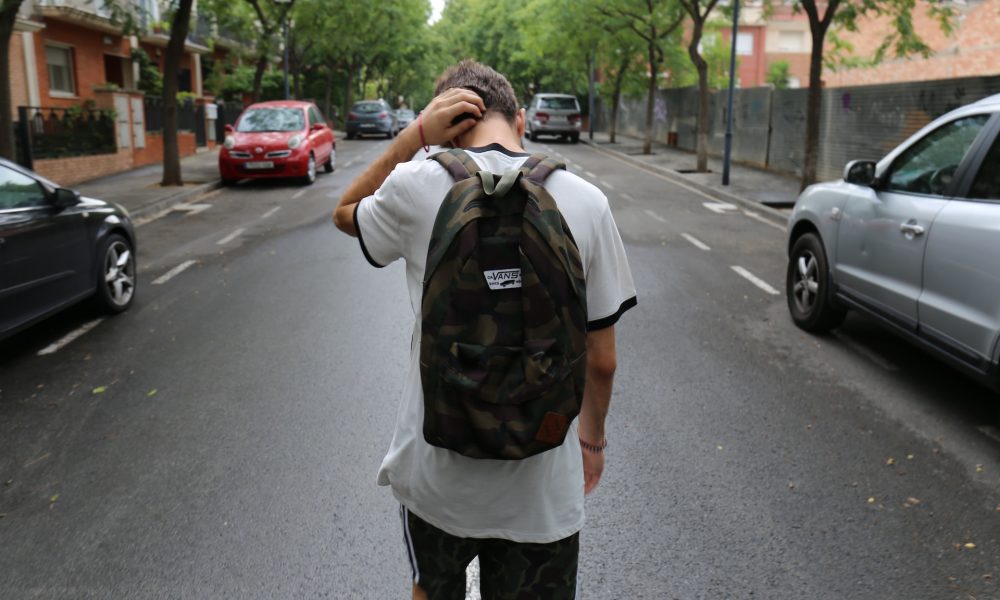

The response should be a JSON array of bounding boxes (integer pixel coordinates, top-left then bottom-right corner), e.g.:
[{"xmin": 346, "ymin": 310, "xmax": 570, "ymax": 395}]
[
  {"xmin": 580, "ymin": 138, "xmax": 791, "ymax": 225},
  {"xmin": 128, "ymin": 179, "xmax": 223, "ymax": 223}
]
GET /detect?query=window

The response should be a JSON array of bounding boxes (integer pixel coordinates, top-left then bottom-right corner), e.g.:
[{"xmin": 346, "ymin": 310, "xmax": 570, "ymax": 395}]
[
  {"xmin": 309, "ymin": 106, "xmax": 325, "ymax": 127},
  {"xmin": 236, "ymin": 108, "xmax": 306, "ymax": 132},
  {"xmin": 0, "ymin": 166, "xmax": 47, "ymax": 210},
  {"xmin": 736, "ymin": 32, "xmax": 754, "ymax": 56},
  {"xmin": 887, "ymin": 115, "xmax": 990, "ymax": 196},
  {"xmin": 968, "ymin": 136, "xmax": 1000, "ymax": 200},
  {"xmin": 45, "ymin": 45, "xmax": 75, "ymax": 95},
  {"xmin": 777, "ymin": 30, "xmax": 804, "ymax": 52}
]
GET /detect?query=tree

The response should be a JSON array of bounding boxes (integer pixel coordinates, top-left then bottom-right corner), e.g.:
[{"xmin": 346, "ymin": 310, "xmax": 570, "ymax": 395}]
[
  {"xmin": 766, "ymin": 59, "xmax": 791, "ymax": 89},
  {"xmin": 161, "ymin": 0, "xmax": 195, "ymax": 186},
  {"xmin": 678, "ymin": 0, "xmax": 722, "ymax": 172},
  {"xmin": 242, "ymin": 0, "xmax": 296, "ymax": 102},
  {"xmin": 795, "ymin": 0, "xmax": 953, "ymax": 188},
  {"xmin": 597, "ymin": 0, "xmax": 686, "ymax": 155},
  {"xmin": 0, "ymin": 0, "xmax": 26, "ymax": 160}
]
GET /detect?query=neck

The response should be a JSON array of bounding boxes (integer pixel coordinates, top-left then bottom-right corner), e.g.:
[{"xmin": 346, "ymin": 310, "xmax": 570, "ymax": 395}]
[{"xmin": 456, "ymin": 116, "xmax": 524, "ymax": 153}]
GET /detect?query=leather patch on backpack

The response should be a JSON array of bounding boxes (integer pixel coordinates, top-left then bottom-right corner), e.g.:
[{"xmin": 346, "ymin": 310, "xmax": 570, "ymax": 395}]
[{"xmin": 535, "ymin": 412, "xmax": 569, "ymax": 445}]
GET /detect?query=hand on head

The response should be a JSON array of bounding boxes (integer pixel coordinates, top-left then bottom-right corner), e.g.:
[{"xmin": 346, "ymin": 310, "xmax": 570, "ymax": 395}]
[{"xmin": 419, "ymin": 88, "xmax": 485, "ymax": 147}]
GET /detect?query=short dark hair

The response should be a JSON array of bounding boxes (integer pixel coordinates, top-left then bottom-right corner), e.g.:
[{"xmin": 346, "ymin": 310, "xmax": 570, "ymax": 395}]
[{"xmin": 434, "ymin": 60, "xmax": 518, "ymax": 123}]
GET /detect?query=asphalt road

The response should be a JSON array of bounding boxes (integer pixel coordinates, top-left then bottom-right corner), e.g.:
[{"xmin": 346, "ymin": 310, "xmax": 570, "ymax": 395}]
[{"xmin": 1, "ymin": 136, "xmax": 998, "ymax": 599}]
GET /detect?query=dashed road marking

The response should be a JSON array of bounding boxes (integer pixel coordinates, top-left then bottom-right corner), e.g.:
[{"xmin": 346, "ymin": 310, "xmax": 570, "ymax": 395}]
[
  {"xmin": 260, "ymin": 206, "xmax": 281, "ymax": 219},
  {"xmin": 731, "ymin": 266, "xmax": 780, "ymax": 295},
  {"xmin": 621, "ymin": 193, "xmax": 636, "ymax": 202},
  {"xmin": 292, "ymin": 189, "xmax": 308, "ymax": 200},
  {"xmin": 833, "ymin": 331, "xmax": 901, "ymax": 372},
  {"xmin": 600, "ymin": 180, "xmax": 616, "ymax": 190},
  {"xmin": 681, "ymin": 233, "xmax": 711, "ymax": 251},
  {"xmin": 37, "ymin": 319, "xmax": 104, "ymax": 356},
  {"xmin": 216, "ymin": 228, "xmax": 245, "ymax": 245},
  {"xmin": 152, "ymin": 260, "xmax": 197, "ymax": 285},
  {"xmin": 643, "ymin": 209, "xmax": 667, "ymax": 223},
  {"xmin": 344, "ymin": 160, "xmax": 356, "ymax": 168},
  {"xmin": 466, "ymin": 557, "xmax": 481, "ymax": 600},
  {"xmin": 704, "ymin": 201, "xmax": 738, "ymax": 214},
  {"xmin": 585, "ymin": 170, "xmax": 597, "ymax": 179},
  {"xmin": 173, "ymin": 203, "xmax": 212, "ymax": 216}
]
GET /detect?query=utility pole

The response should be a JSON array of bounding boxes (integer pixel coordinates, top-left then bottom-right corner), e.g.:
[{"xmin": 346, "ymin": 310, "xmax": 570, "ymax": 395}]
[
  {"xmin": 283, "ymin": 18, "xmax": 290, "ymax": 100},
  {"xmin": 588, "ymin": 46, "xmax": 596, "ymax": 141},
  {"xmin": 722, "ymin": 0, "xmax": 740, "ymax": 186}
]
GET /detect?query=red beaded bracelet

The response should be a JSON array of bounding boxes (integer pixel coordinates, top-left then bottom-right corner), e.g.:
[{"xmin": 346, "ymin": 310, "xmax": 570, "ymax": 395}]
[
  {"xmin": 579, "ymin": 436, "xmax": 608, "ymax": 454},
  {"xmin": 417, "ymin": 112, "xmax": 430, "ymax": 152}
]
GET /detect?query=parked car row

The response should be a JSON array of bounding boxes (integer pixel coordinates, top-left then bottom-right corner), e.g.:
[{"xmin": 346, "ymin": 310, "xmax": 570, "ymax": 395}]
[{"xmin": 786, "ymin": 93, "xmax": 1000, "ymax": 390}]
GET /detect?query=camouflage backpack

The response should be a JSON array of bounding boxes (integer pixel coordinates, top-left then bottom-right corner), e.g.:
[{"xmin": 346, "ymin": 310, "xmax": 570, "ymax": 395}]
[{"xmin": 420, "ymin": 148, "xmax": 588, "ymax": 460}]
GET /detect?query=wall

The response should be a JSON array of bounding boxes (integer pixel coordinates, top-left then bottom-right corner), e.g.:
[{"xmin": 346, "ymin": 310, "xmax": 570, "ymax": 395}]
[
  {"xmin": 35, "ymin": 19, "xmax": 132, "ymax": 108},
  {"xmin": 33, "ymin": 148, "xmax": 132, "ymax": 186},
  {"xmin": 599, "ymin": 75, "xmax": 1000, "ymax": 181},
  {"xmin": 8, "ymin": 35, "xmax": 29, "ymax": 119}
]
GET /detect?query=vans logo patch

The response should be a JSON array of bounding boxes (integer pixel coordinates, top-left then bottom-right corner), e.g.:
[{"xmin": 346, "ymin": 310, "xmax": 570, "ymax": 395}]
[{"xmin": 483, "ymin": 268, "xmax": 522, "ymax": 290}]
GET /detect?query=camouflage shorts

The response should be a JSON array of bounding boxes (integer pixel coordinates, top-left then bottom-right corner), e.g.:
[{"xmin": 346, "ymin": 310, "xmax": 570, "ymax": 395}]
[{"xmin": 400, "ymin": 505, "xmax": 579, "ymax": 600}]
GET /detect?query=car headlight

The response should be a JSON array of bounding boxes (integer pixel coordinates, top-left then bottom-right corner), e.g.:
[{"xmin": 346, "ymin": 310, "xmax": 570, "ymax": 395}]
[
  {"xmin": 224, "ymin": 137, "xmax": 235, "ymax": 150},
  {"xmin": 288, "ymin": 135, "xmax": 303, "ymax": 149}
]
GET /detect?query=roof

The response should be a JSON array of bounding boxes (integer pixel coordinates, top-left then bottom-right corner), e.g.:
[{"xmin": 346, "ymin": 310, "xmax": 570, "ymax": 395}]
[
  {"xmin": 244, "ymin": 101, "xmax": 313, "ymax": 110},
  {"xmin": 971, "ymin": 94, "xmax": 1000, "ymax": 108}
]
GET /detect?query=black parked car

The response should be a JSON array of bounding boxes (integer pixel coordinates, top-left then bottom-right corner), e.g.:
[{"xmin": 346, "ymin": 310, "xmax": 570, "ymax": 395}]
[{"xmin": 0, "ymin": 158, "xmax": 137, "ymax": 341}]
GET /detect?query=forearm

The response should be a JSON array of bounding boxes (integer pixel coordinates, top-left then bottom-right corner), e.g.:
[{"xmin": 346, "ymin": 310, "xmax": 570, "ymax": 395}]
[
  {"xmin": 578, "ymin": 326, "xmax": 617, "ymax": 443},
  {"xmin": 333, "ymin": 126, "xmax": 422, "ymax": 236}
]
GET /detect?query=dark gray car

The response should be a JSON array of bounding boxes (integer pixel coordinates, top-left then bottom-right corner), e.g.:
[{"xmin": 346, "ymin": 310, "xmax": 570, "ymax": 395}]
[
  {"xmin": 0, "ymin": 158, "xmax": 137, "ymax": 341},
  {"xmin": 345, "ymin": 99, "xmax": 399, "ymax": 140},
  {"xmin": 786, "ymin": 93, "xmax": 1000, "ymax": 389}
]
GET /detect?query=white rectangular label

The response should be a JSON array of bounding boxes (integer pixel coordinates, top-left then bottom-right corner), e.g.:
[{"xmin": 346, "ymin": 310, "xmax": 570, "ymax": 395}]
[
  {"xmin": 245, "ymin": 161, "xmax": 274, "ymax": 169},
  {"xmin": 483, "ymin": 268, "xmax": 521, "ymax": 290}
]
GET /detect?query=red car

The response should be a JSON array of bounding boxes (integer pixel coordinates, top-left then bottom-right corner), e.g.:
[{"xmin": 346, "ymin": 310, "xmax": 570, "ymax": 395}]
[{"xmin": 219, "ymin": 100, "xmax": 335, "ymax": 186}]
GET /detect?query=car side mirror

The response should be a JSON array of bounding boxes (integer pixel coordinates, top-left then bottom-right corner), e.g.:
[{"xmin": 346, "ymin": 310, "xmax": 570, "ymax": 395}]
[
  {"xmin": 844, "ymin": 160, "xmax": 877, "ymax": 186},
  {"xmin": 52, "ymin": 187, "xmax": 81, "ymax": 208},
  {"xmin": 224, "ymin": 124, "xmax": 235, "ymax": 134},
  {"xmin": 310, "ymin": 123, "xmax": 324, "ymax": 132}
]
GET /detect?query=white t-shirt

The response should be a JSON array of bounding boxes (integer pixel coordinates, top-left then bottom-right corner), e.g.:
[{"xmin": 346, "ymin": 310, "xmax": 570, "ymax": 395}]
[{"xmin": 354, "ymin": 143, "xmax": 636, "ymax": 543}]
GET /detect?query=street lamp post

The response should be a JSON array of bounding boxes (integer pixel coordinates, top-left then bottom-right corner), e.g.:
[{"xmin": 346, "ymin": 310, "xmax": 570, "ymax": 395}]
[
  {"xmin": 274, "ymin": 0, "xmax": 291, "ymax": 100},
  {"xmin": 722, "ymin": 0, "xmax": 740, "ymax": 186}
]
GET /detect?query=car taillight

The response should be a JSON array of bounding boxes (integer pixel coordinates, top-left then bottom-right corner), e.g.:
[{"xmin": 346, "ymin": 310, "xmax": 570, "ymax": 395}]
[
  {"xmin": 348, "ymin": 112, "xmax": 358, "ymax": 120},
  {"xmin": 568, "ymin": 113, "xmax": 581, "ymax": 123},
  {"xmin": 536, "ymin": 112, "xmax": 550, "ymax": 123}
]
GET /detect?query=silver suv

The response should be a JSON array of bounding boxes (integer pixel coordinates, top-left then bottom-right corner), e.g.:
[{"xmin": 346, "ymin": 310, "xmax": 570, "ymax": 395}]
[
  {"xmin": 786, "ymin": 93, "xmax": 1000, "ymax": 388},
  {"xmin": 525, "ymin": 94, "xmax": 582, "ymax": 143}
]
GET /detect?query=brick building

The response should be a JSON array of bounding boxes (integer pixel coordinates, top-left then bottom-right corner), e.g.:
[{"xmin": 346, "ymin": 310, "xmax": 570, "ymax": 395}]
[
  {"xmin": 720, "ymin": 2, "xmax": 813, "ymax": 89},
  {"xmin": 5, "ymin": 0, "xmax": 232, "ymax": 185},
  {"xmin": 823, "ymin": 0, "xmax": 1000, "ymax": 87}
]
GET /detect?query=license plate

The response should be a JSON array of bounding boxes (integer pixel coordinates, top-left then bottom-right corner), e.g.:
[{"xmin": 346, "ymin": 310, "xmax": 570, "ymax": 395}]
[
  {"xmin": 245, "ymin": 161, "xmax": 274, "ymax": 169},
  {"xmin": 361, "ymin": 123, "xmax": 375, "ymax": 128}
]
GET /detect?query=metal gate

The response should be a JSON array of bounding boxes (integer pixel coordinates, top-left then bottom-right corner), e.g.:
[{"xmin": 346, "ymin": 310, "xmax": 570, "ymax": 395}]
[{"xmin": 194, "ymin": 104, "xmax": 207, "ymax": 147}]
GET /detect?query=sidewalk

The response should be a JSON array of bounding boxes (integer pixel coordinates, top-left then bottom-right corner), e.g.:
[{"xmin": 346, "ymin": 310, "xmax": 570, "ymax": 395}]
[
  {"xmin": 75, "ymin": 149, "xmax": 223, "ymax": 222},
  {"xmin": 581, "ymin": 131, "xmax": 802, "ymax": 221}
]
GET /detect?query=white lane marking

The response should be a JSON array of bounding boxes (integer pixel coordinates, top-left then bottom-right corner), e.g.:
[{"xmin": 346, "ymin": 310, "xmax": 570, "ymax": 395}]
[
  {"xmin": 621, "ymin": 193, "xmax": 636, "ymax": 202},
  {"xmin": 173, "ymin": 203, "xmax": 212, "ymax": 216},
  {"xmin": 682, "ymin": 233, "xmax": 711, "ymax": 251},
  {"xmin": 152, "ymin": 260, "xmax": 197, "ymax": 285},
  {"xmin": 292, "ymin": 189, "xmax": 308, "ymax": 200},
  {"xmin": 731, "ymin": 266, "xmax": 780, "ymax": 295},
  {"xmin": 833, "ymin": 332, "xmax": 900, "ymax": 372},
  {"xmin": 585, "ymin": 171, "xmax": 597, "ymax": 179},
  {"xmin": 600, "ymin": 180, "xmax": 616, "ymax": 190},
  {"xmin": 704, "ymin": 201, "xmax": 738, "ymax": 214},
  {"xmin": 37, "ymin": 319, "xmax": 104, "ymax": 356},
  {"xmin": 344, "ymin": 160, "xmax": 355, "ymax": 168},
  {"xmin": 643, "ymin": 209, "xmax": 667, "ymax": 223},
  {"xmin": 216, "ymin": 228, "xmax": 245, "ymax": 246},
  {"xmin": 743, "ymin": 209, "xmax": 785, "ymax": 231},
  {"xmin": 465, "ymin": 557, "xmax": 481, "ymax": 600},
  {"xmin": 260, "ymin": 206, "xmax": 281, "ymax": 219}
]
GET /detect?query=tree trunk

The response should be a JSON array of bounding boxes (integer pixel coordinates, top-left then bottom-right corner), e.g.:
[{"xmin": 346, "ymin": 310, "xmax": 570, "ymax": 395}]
[
  {"xmin": 0, "ymin": 1, "xmax": 23, "ymax": 161},
  {"xmin": 341, "ymin": 62, "xmax": 355, "ymax": 128},
  {"xmin": 609, "ymin": 55, "xmax": 629, "ymax": 145},
  {"xmin": 801, "ymin": 0, "xmax": 837, "ymax": 190},
  {"xmin": 323, "ymin": 64, "xmax": 335, "ymax": 124},
  {"xmin": 643, "ymin": 40, "xmax": 656, "ymax": 155},
  {"xmin": 688, "ymin": 18, "xmax": 709, "ymax": 172},
  {"xmin": 251, "ymin": 54, "xmax": 267, "ymax": 103},
  {"xmin": 160, "ymin": 0, "xmax": 194, "ymax": 187}
]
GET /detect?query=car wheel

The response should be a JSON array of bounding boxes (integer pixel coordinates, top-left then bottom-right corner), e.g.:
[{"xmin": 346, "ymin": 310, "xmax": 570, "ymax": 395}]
[
  {"xmin": 786, "ymin": 233, "xmax": 846, "ymax": 332},
  {"xmin": 301, "ymin": 154, "xmax": 316, "ymax": 185},
  {"xmin": 324, "ymin": 149, "xmax": 335, "ymax": 173},
  {"xmin": 529, "ymin": 129, "xmax": 538, "ymax": 142},
  {"xmin": 571, "ymin": 133, "xmax": 579, "ymax": 144},
  {"xmin": 94, "ymin": 233, "xmax": 136, "ymax": 314},
  {"xmin": 346, "ymin": 132, "xmax": 355, "ymax": 140}
]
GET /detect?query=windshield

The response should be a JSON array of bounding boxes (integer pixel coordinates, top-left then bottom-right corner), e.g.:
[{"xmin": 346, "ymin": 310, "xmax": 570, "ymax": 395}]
[
  {"xmin": 397, "ymin": 110, "xmax": 414, "ymax": 118},
  {"xmin": 539, "ymin": 97, "xmax": 578, "ymax": 110},
  {"xmin": 236, "ymin": 108, "xmax": 305, "ymax": 132},
  {"xmin": 353, "ymin": 102, "xmax": 384, "ymax": 114}
]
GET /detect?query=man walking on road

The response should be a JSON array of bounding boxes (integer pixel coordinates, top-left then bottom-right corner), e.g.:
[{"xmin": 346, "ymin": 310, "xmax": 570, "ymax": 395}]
[{"xmin": 333, "ymin": 61, "xmax": 636, "ymax": 599}]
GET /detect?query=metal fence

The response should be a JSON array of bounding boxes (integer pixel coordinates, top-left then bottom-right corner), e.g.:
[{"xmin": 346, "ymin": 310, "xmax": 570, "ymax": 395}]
[
  {"xmin": 15, "ymin": 106, "xmax": 117, "ymax": 170},
  {"xmin": 598, "ymin": 75, "xmax": 1000, "ymax": 181},
  {"xmin": 144, "ymin": 97, "xmax": 199, "ymax": 134}
]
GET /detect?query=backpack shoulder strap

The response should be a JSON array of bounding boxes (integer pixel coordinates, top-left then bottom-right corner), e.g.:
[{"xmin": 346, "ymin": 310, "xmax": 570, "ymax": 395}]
[
  {"xmin": 430, "ymin": 148, "xmax": 481, "ymax": 181},
  {"xmin": 520, "ymin": 153, "xmax": 565, "ymax": 184}
]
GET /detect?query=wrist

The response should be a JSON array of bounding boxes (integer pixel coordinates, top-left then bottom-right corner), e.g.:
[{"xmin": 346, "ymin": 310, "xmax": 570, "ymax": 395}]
[{"xmin": 579, "ymin": 435, "xmax": 607, "ymax": 454}]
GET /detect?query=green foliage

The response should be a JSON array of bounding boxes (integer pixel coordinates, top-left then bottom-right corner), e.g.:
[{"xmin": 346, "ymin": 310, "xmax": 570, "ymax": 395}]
[
  {"xmin": 766, "ymin": 59, "xmax": 791, "ymax": 88},
  {"xmin": 672, "ymin": 26, "xmax": 735, "ymax": 89},
  {"xmin": 131, "ymin": 47, "xmax": 163, "ymax": 97}
]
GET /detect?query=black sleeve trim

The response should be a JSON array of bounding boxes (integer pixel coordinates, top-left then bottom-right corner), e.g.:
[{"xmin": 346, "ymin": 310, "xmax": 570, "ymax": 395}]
[
  {"xmin": 354, "ymin": 201, "xmax": 386, "ymax": 269},
  {"xmin": 587, "ymin": 296, "xmax": 637, "ymax": 331}
]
